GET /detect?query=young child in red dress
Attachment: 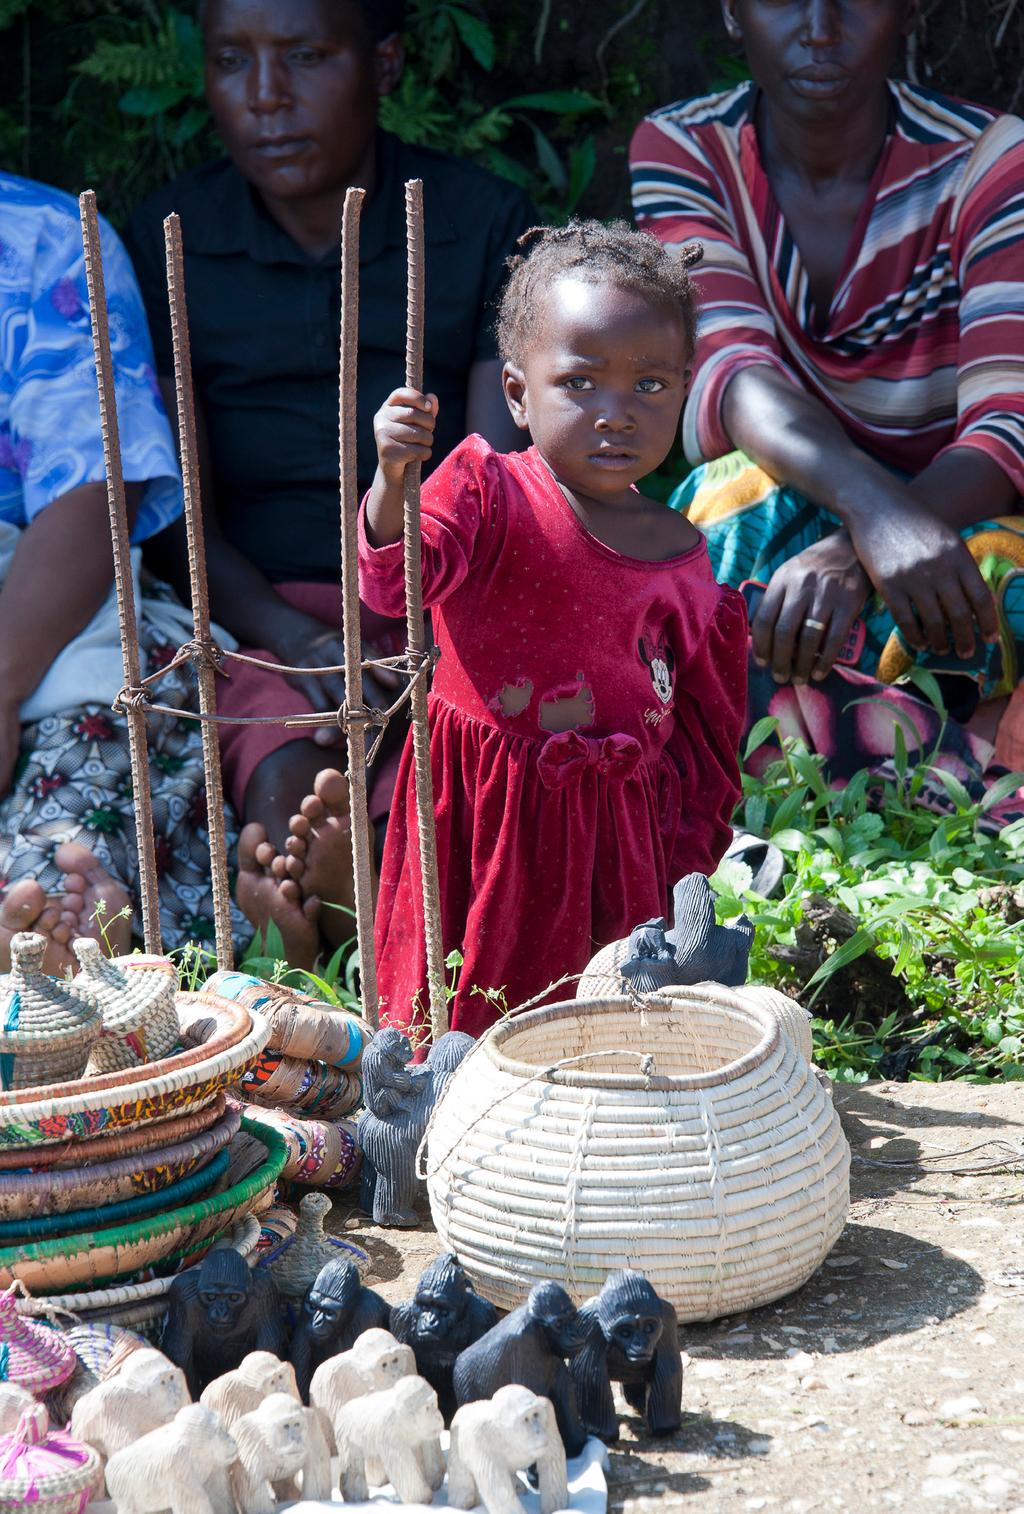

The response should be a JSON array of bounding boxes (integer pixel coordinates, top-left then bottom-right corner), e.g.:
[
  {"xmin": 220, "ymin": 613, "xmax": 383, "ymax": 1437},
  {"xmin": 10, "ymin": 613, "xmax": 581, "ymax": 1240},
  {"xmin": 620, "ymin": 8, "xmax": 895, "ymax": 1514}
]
[{"xmin": 359, "ymin": 221, "xmax": 747, "ymax": 1039}]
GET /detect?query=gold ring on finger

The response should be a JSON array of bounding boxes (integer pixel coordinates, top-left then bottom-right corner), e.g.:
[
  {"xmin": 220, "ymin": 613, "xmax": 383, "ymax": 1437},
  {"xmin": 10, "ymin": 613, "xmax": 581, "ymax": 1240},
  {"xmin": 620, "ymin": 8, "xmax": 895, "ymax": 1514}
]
[{"xmin": 804, "ymin": 617, "xmax": 827, "ymax": 632}]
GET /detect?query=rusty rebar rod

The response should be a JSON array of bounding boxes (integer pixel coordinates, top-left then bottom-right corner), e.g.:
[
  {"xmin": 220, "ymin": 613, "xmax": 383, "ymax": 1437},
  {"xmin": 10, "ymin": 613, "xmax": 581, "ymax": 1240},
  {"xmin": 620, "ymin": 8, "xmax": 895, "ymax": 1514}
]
[
  {"xmin": 79, "ymin": 191, "xmax": 162, "ymax": 954},
  {"xmin": 403, "ymin": 179, "xmax": 448, "ymax": 1038},
  {"xmin": 337, "ymin": 186, "xmax": 379, "ymax": 1029},
  {"xmin": 163, "ymin": 213, "xmax": 234, "ymax": 969}
]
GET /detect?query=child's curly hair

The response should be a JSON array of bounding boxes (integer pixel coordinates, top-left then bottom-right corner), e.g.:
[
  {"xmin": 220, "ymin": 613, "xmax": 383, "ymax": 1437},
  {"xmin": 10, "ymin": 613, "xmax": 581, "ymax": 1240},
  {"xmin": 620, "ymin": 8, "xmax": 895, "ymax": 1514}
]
[{"xmin": 497, "ymin": 219, "xmax": 703, "ymax": 368}]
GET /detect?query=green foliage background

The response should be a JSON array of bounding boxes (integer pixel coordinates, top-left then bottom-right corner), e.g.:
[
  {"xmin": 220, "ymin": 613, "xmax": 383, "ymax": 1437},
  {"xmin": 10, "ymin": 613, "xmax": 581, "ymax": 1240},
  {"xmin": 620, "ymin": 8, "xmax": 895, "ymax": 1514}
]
[{"xmin": 0, "ymin": 0, "xmax": 1021, "ymax": 226}]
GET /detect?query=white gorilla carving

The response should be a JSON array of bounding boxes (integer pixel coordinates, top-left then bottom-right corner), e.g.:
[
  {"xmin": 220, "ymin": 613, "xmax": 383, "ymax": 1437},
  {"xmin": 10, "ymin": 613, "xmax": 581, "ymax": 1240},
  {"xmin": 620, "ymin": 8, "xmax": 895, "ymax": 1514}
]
[
  {"xmin": 200, "ymin": 1351, "xmax": 299, "ymax": 1426},
  {"xmin": 229, "ymin": 1391, "xmax": 331, "ymax": 1514},
  {"xmin": 0, "ymin": 1383, "xmax": 35, "ymax": 1435},
  {"xmin": 309, "ymin": 1327, "xmax": 414, "ymax": 1442},
  {"xmin": 104, "ymin": 1404, "xmax": 237, "ymax": 1514},
  {"xmin": 334, "ymin": 1375, "xmax": 444, "ymax": 1504},
  {"xmin": 448, "ymin": 1386, "xmax": 568, "ymax": 1514},
  {"xmin": 71, "ymin": 1346, "xmax": 189, "ymax": 1488}
]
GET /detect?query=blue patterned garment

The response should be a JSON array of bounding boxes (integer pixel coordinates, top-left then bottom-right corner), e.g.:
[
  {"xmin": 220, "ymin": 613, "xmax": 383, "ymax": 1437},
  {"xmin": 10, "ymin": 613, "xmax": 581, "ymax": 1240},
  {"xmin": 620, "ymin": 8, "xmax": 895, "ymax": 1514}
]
[{"xmin": 0, "ymin": 173, "xmax": 181, "ymax": 540}]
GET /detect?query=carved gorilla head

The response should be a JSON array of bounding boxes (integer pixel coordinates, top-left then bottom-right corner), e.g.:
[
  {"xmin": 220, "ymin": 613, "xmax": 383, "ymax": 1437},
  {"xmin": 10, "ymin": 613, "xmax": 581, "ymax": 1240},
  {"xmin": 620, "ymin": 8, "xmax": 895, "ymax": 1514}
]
[
  {"xmin": 410, "ymin": 1253, "xmax": 471, "ymax": 1343},
  {"xmin": 369, "ymin": 1027, "xmax": 412, "ymax": 1070},
  {"xmin": 304, "ymin": 1260, "xmax": 360, "ymax": 1342},
  {"xmin": 198, "ymin": 1250, "xmax": 253, "ymax": 1335},
  {"xmin": 529, "ymin": 1282, "xmax": 585, "ymax": 1357},
  {"xmin": 597, "ymin": 1271, "xmax": 665, "ymax": 1363}
]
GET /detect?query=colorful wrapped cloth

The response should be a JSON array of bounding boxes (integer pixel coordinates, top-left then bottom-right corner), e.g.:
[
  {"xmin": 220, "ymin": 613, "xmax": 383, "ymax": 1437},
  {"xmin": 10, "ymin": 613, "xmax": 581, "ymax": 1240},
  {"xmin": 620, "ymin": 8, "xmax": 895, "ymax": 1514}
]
[
  {"xmin": 239, "ymin": 1050, "xmax": 362, "ymax": 1121},
  {"xmin": 204, "ymin": 971, "xmax": 366, "ymax": 1068},
  {"xmin": 241, "ymin": 1103, "xmax": 360, "ymax": 1191},
  {"xmin": 673, "ymin": 451, "xmax": 1024, "ymax": 821}
]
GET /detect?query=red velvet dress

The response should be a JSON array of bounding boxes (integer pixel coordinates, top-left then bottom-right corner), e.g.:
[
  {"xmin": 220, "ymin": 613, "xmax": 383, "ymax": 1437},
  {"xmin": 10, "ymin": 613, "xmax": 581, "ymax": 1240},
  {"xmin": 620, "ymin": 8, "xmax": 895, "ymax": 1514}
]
[{"xmin": 358, "ymin": 437, "xmax": 747, "ymax": 1039}]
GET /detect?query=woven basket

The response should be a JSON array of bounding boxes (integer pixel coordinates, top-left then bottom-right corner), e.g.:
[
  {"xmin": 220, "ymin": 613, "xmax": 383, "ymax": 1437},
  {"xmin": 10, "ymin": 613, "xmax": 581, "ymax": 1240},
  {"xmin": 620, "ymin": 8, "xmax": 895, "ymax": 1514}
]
[
  {"xmin": 0, "ymin": 1147, "xmax": 230, "ymax": 1244},
  {"xmin": 240, "ymin": 1049, "xmax": 362, "ymax": 1118},
  {"xmin": 74, "ymin": 942, "xmax": 180, "ymax": 1076},
  {"xmin": 0, "ymin": 1117, "xmax": 287, "ymax": 1292},
  {"xmin": 0, "ymin": 995, "xmax": 250, "ymax": 1106},
  {"xmin": 0, "ymin": 1284, "xmax": 76, "ymax": 1392},
  {"xmin": 0, "ymin": 998, "xmax": 269, "ymax": 1152},
  {"xmin": 0, "ymin": 1102, "xmax": 240, "ymax": 1220},
  {"xmin": 241, "ymin": 1101, "xmax": 360, "ymax": 1189},
  {"xmin": 425, "ymin": 989, "xmax": 850, "ymax": 1319},
  {"xmin": 205, "ymin": 970, "xmax": 367, "ymax": 1068},
  {"xmin": 0, "ymin": 1403, "xmax": 100, "ymax": 1513},
  {"xmin": 0, "ymin": 935, "xmax": 101, "ymax": 1092},
  {"xmin": 0, "ymin": 1093, "xmax": 227, "ymax": 1173}
]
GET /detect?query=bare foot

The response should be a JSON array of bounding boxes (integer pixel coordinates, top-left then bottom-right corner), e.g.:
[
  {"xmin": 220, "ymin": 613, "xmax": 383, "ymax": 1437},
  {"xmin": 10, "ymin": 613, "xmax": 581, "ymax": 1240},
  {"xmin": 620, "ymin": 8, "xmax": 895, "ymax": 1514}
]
[
  {"xmin": 236, "ymin": 822, "xmax": 320, "ymax": 969},
  {"xmin": 0, "ymin": 878, "xmax": 84, "ymax": 975},
  {"xmin": 277, "ymin": 769, "xmax": 363, "ymax": 952},
  {"xmin": 53, "ymin": 842, "xmax": 133, "ymax": 957}
]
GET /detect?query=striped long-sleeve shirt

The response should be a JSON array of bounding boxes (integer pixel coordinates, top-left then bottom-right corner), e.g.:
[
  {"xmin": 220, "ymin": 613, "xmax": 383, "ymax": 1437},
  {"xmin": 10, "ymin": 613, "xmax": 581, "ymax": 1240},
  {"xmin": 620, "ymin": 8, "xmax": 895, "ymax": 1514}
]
[{"xmin": 630, "ymin": 81, "xmax": 1024, "ymax": 495}]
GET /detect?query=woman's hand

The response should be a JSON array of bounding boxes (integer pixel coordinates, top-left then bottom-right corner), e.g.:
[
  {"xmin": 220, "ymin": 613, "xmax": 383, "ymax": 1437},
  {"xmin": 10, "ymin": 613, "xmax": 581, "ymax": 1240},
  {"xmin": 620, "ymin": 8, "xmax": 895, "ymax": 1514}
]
[
  {"xmin": 846, "ymin": 495, "xmax": 999, "ymax": 659},
  {"xmin": 752, "ymin": 531, "xmax": 870, "ymax": 684},
  {"xmin": 268, "ymin": 619, "xmax": 398, "ymax": 749}
]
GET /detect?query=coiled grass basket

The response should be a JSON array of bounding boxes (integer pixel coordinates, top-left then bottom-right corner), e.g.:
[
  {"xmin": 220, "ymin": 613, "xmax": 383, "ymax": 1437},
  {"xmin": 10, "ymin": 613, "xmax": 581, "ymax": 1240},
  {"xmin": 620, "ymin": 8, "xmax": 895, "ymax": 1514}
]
[{"xmin": 425, "ymin": 986, "xmax": 850, "ymax": 1319}]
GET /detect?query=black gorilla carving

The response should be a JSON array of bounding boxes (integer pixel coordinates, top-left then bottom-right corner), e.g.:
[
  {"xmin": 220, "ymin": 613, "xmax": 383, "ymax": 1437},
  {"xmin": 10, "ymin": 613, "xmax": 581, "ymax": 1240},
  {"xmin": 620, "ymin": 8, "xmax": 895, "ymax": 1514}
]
[
  {"xmin": 289, "ymin": 1259, "xmax": 391, "ymax": 1400},
  {"xmin": 570, "ymin": 1270, "xmax": 682, "ymax": 1441},
  {"xmin": 618, "ymin": 874, "xmax": 753, "ymax": 995},
  {"xmin": 162, "ymin": 1249, "xmax": 284, "ymax": 1397},
  {"xmin": 389, "ymin": 1253, "xmax": 498, "ymax": 1422},
  {"xmin": 453, "ymin": 1280, "xmax": 588, "ymax": 1457}
]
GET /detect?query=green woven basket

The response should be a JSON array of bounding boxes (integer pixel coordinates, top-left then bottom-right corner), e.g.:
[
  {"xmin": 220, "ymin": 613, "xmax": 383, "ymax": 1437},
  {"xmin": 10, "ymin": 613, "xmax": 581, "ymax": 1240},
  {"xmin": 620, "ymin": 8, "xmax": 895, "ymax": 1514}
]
[{"xmin": 0, "ymin": 1118, "xmax": 286, "ymax": 1293}]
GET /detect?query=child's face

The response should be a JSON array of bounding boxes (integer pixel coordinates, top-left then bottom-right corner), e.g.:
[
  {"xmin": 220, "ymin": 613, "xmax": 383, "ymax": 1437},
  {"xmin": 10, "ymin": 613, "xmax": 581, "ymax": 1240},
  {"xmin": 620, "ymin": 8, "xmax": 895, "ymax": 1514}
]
[{"xmin": 502, "ymin": 277, "xmax": 690, "ymax": 500}]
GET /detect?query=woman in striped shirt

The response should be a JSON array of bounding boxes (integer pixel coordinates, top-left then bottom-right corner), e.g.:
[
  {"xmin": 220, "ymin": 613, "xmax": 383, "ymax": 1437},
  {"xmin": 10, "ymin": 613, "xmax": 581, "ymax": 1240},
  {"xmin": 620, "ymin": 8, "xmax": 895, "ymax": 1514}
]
[{"xmin": 631, "ymin": 0, "xmax": 1024, "ymax": 785}]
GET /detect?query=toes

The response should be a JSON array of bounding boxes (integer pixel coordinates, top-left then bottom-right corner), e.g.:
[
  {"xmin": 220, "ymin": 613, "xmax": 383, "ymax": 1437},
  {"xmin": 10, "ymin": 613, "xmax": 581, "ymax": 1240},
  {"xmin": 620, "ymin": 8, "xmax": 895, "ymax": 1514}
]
[
  {"xmin": 36, "ymin": 903, "xmax": 61, "ymax": 934},
  {"xmin": 254, "ymin": 841, "xmax": 277, "ymax": 871},
  {"xmin": 51, "ymin": 920, "xmax": 73, "ymax": 946},
  {"xmin": 313, "ymin": 767, "xmax": 350, "ymax": 813},
  {"xmin": 61, "ymin": 872, "xmax": 87, "ymax": 895},
  {"xmin": 287, "ymin": 814, "xmax": 312, "ymax": 841},
  {"xmin": 0, "ymin": 879, "xmax": 48, "ymax": 931},
  {"xmin": 284, "ymin": 855, "xmax": 305, "ymax": 881},
  {"xmin": 279, "ymin": 879, "xmax": 301, "ymax": 904},
  {"xmin": 270, "ymin": 853, "xmax": 289, "ymax": 881},
  {"xmin": 53, "ymin": 841, "xmax": 106, "ymax": 883},
  {"xmin": 283, "ymin": 835, "xmax": 308, "ymax": 861},
  {"xmin": 300, "ymin": 793, "xmax": 326, "ymax": 824},
  {"xmin": 302, "ymin": 894, "xmax": 321, "ymax": 923},
  {"xmin": 238, "ymin": 823, "xmax": 270, "ymax": 870}
]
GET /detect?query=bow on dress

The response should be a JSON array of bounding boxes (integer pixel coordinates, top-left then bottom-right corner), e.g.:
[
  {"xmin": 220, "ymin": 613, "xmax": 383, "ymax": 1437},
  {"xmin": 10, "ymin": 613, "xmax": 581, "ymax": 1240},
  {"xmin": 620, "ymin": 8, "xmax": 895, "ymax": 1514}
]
[{"xmin": 536, "ymin": 729, "xmax": 644, "ymax": 790}]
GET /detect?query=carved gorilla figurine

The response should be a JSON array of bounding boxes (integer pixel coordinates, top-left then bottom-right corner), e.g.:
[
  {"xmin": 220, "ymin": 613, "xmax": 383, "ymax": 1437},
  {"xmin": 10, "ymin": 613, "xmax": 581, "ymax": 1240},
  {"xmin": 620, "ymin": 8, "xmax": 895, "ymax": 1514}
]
[
  {"xmin": 453, "ymin": 1280, "xmax": 588, "ymax": 1457},
  {"xmin": 290, "ymin": 1258, "xmax": 391, "ymax": 1400},
  {"xmin": 162, "ymin": 1250, "xmax": 284, "ymax": 1398},
  {"xmin": 448, "ymin": 1386, "xmax": 568, "ymax": 1514},
  {"xmin": 570, "ymin": 1269, "xmax": 682, "ymax": 1441},
  {"xmin": 389, "ymin": 1252, "xmax": 498, "ymax": 1422}
]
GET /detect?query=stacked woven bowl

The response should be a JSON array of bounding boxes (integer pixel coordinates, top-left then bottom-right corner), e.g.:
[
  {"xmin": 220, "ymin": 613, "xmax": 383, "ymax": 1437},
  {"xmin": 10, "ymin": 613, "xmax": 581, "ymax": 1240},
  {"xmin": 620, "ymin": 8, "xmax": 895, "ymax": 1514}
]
[
  {"xmin": 205, "ymin": 970, "xmax": 367, "ymax": 1192},
  {"xmin": 0, "ymin": 933, "xmax": 284, "ymax": 1320}
]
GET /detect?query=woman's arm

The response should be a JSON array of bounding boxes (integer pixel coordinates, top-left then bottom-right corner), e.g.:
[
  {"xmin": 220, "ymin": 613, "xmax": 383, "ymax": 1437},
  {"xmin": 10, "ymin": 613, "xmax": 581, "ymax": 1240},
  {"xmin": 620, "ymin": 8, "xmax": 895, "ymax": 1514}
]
[
  {"xmin": 721, "ymin": 367, "xmax": 1002, "ymax": 683},
  {"xmin": 0, "ymin": 481, "xmax": 141, "ymax": 794}
]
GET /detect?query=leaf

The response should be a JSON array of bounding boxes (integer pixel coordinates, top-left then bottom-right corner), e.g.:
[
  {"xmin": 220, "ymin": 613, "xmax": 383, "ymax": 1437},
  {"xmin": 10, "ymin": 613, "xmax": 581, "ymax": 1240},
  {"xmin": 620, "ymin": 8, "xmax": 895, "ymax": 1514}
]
[
  {"xmin": 448, "ymin": 5, "xmax": 495, "ymax": 70},
  {"xmin": 771, "ymin": 788, "xmax": 811, "ymax": 835},
  {"xmin": 903, "ymin": 665, "xmax": 948, "ymax": 717},
  {"xmin": 926, "ymin": 765, "xmax": 977, "ymax": 816},
  {"xmin": 565, "ymin": 134, "xmax": 596, "ymax": 215},
  {"xmin": 892, "ymin": 922, "xmax": 917, "ymax": 977},
  {"xmin": 502, "ymin": 89, "xmax": 604, "ymax": 113},
  {"xmin": 523, "ymin": 120, "xmax": 566, "ymax": 192},
  {"xmin": 979, "ymin": 770, "xmax": 1024, "ymax": 813},
  {"xmin": 769, "ymin": 827, "xmax": 810, "ymax": 854},
  {"xmin": 712, "ymin": 858, "xmax": 753, "ymax": 897},
  {"xmin": 119, "ymin": 82, "xmax": 189, "ymax": 115},
  {"xmin": 744, "ymin": 715, "xmax": 779, "ymax": 760},
  {"xmin": 803, "ymin": 927, "xmax": 876, "ymax": 992}
]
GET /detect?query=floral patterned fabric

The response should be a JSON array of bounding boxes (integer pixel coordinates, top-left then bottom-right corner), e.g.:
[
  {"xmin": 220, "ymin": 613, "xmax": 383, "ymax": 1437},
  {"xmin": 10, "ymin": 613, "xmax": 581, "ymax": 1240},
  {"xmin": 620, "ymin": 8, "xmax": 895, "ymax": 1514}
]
[{"xmin": 0, "ymin": 578, "xmax": 251, "ymax": 954}]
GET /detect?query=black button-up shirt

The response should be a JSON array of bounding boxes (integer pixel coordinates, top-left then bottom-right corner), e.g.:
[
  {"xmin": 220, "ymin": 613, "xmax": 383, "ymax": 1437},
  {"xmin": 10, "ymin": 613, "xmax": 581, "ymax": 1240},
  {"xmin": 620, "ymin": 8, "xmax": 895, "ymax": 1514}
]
[{"xmin": 125, "ymin": 133, "xmax": 534, "ymax": 583}]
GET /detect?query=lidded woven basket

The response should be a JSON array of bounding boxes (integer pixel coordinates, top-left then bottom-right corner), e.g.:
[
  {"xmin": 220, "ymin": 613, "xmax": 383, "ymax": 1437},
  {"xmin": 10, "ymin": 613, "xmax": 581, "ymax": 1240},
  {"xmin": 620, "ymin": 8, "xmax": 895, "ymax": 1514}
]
[
  {"xmin": 0, "ymin": 1402, "xmax": 100, "ymax": 1513},
  {"xmin": 0, "ymin": 1285, "xmax": 76, "ymax": 1393},
  {"xmin": 72, "ymin": 941, "xmax": 179, "ymax": 1075},
  {"xmin": 425, "ymin": 987, "xmax": 850, "ymax": 1319},
  {"xmin": 0, "ymin": 935, "xmax": 101, "ymax": 1091}
]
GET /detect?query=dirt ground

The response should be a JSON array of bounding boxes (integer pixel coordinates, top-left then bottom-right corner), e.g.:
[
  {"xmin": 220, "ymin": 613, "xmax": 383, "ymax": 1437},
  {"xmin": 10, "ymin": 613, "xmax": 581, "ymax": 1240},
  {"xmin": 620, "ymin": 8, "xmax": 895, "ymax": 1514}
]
[{"xmin": 329, "ymin": 1081, "xmax": 1024, "ymax": 1513}]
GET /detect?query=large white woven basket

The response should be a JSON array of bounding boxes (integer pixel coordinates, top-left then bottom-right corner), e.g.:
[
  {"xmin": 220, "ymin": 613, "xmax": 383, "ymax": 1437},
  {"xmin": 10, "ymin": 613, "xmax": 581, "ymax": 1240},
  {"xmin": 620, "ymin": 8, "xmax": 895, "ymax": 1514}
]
[{"xmin": 425, "ymin": 986, "xmax": 849, "ymax": 1319}]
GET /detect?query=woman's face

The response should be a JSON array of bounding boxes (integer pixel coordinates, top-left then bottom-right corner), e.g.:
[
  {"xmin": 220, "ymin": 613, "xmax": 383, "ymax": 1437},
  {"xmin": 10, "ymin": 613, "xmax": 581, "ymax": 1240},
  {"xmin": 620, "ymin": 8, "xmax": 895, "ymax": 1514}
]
[
  {"xmin": 203, "ymin": 0, "xmax": 402, "ymax": 201},
  {"xmin": 721, "ymin": 0, "xmax": 919, "ymax": 121}
]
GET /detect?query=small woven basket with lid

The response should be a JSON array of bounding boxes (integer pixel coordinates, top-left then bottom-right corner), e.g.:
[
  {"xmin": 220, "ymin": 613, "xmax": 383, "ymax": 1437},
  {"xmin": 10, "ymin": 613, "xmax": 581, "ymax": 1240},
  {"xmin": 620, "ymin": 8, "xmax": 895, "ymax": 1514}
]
[
  {"xmin": 73, "ymin": 941, "xmax": 180, "ymax": 1075},
  {"xmin": 0, "ymin": 935, "xmax": 100, "ymax": 1091},
  {"xmin": 0, "ymin": 1284, "xmax": 76, "ymax": 1393},
  {"xmin": 0, "ymin": 1402, "xmax": 100, "ymax": 1513}
]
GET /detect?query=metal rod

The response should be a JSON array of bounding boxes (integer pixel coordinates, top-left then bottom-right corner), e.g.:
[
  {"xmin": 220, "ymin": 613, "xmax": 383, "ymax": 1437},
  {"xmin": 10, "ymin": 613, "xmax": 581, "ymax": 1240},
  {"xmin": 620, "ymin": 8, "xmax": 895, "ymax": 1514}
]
[
  {"xmin": 163, "ymin": 212, "xmax": 234, "ymax": 969},
  {"xmin": 79, "ymin": 191, "xmax": 162, "ymax": 954},
  {"xmin": 402, "ymin": 179, "xmax": 448, "ymax": 1038},
  {"xmin": 338, "ymin": 186, "xmax": 379, "ymax": 1030}
]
